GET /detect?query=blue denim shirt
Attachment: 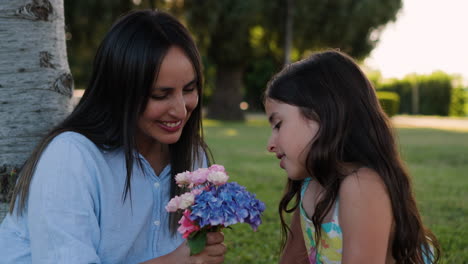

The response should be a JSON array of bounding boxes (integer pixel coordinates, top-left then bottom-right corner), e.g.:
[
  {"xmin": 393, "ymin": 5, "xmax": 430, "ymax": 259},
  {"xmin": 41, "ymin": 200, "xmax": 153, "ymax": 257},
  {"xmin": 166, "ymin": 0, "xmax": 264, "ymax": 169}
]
[{"xmin": 0, "ymin": 132, "xmax": 206, "ymax": 263}]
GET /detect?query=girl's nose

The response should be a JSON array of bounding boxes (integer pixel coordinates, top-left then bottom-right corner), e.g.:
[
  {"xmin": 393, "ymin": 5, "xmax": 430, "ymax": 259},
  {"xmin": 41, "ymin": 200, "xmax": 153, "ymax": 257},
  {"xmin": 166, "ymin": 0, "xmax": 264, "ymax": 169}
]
[
  {"xmin": 267, "ymin": 137, "xmax": 276, "ymax": 153},
  {"xmin": 267, "ymin": 145, "xmax": 275, "ymax": 152}
]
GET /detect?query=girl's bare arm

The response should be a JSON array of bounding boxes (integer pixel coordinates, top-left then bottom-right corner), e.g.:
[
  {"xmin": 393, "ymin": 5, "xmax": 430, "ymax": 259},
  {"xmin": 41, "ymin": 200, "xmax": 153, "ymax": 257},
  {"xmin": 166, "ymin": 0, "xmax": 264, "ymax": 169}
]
[{"xmin": 279, "ymin": 208, "xmax": 309, "ymax": 264}]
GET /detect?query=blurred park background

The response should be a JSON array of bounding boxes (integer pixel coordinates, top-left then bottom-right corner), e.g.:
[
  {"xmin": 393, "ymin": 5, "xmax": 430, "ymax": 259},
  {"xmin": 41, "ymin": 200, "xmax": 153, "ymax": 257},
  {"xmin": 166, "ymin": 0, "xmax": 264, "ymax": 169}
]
[
  {"xmin": 1, "ymin": 0, "xmax": 467, "ymax": 263},
  {"xmin": 63, "ymin": 0, "xmax": 468, "ymax": 120}
]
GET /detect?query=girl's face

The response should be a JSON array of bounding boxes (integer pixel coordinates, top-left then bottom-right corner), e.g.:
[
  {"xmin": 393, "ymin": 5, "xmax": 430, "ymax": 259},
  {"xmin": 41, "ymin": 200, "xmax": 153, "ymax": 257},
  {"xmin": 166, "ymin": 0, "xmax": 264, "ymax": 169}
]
[
  {"xmin": 137, "ymin": 46, "xmax": 198, "ymax": 148},
  {"xmin": 265, "ymin": 98, "xmax": 320, "ymax": 180}
]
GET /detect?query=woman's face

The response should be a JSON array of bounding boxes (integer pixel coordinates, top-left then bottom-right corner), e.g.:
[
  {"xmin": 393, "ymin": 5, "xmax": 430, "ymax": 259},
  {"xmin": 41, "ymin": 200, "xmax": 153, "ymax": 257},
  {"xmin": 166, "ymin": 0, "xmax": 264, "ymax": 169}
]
[
  {"xmin": 137, "ymin": 46, "xmax": 198, "ymax": 148},
  {"xmin": 265, "ymin": 98, "xmax": 320, "ymax": 180}
]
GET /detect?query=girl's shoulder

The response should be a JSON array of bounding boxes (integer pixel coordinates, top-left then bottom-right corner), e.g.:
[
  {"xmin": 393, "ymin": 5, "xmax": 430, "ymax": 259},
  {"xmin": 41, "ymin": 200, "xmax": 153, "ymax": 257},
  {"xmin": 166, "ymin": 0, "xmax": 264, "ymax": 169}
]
[
  {"xmin": 338, "ymin": 167, "xmax": 393, "ymax": 232},
  {"xmin": 338, "ymin": 170, "xmax": 395, "ymax": 262},
  {"xmin": 339, "ymin": 167, "xmax": 387, "ymax": 199}
]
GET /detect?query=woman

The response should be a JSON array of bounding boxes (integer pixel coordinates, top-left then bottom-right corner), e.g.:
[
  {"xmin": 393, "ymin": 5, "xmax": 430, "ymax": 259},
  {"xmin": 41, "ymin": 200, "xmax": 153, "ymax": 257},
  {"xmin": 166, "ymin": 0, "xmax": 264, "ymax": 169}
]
[{"xmin": 0, "ymin": 10, "xmax": 226, "ymax": 264}]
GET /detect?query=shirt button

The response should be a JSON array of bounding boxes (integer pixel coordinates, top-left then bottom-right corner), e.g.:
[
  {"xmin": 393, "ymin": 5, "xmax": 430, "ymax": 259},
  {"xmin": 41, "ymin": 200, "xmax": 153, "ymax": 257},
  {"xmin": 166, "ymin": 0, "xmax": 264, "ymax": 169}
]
[
  {"xmin": 154, "ymin": 220, "xmax": 160, "ymax": 226},
  {"xmin": 154, "ymin": 182, "xmax": 160, "ymax": 188}
]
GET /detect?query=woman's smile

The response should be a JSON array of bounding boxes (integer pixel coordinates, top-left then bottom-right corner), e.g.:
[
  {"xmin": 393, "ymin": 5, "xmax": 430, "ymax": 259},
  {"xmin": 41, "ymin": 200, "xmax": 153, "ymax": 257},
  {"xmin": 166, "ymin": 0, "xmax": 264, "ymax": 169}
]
[{"xmin": 158, "ymin": 120, "xmax": 183, "ymax": 132}]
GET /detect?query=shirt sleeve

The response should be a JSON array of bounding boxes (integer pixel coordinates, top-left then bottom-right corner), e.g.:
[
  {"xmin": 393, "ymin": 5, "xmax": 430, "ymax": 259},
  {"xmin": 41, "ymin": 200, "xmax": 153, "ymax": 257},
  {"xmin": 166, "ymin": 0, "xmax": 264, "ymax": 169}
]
[{"xmin": 27, "ymin": 134, "xmax": 101, "ymax": 263}]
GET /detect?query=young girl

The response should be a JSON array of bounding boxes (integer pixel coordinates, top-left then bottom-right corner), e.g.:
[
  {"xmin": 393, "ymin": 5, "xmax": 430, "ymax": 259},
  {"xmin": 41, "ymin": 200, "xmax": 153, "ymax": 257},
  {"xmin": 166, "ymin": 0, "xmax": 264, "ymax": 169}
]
[
  {"xmin": 265, "ymin": 50, "xmax": 440, "ymax": 263},
  {"xmin": 0, "ymin": 10, "xmax": 226, "ymax": 263}
]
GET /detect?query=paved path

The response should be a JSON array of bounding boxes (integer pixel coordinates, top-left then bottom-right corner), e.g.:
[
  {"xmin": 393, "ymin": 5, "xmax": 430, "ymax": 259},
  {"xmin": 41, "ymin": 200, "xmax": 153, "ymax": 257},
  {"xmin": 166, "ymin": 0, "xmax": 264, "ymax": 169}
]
[
  {"xmin": 247, "ymin": 112, "xmax": 468, "ymax": 132},
  {"xmin": 392, "ymin": 115, "xmax": 468, "ymax": 132}
]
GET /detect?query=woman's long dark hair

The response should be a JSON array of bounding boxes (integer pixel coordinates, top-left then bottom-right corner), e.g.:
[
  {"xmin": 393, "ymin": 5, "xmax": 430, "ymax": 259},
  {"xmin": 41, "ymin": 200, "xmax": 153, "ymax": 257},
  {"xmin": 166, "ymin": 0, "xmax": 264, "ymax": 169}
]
[
  {"xmin": 10, "ymin": 10, "xmax": 210, "ymax": 234},
  {"xmin": 265, "ymin": 50, "xmax": 440, "ymax": 263}
]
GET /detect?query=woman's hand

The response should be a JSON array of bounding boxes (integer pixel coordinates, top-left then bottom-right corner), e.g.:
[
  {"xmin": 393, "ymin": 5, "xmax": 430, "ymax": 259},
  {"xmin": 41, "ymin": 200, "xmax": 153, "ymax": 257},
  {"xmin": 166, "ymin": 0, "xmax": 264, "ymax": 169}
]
[
  {"xmin": 192, "ymin": 231, "xmax": 226, "ymax": 263},
  {"xmin": 146, "ymin": 232, "xmax": 226, "ymax": 264}
]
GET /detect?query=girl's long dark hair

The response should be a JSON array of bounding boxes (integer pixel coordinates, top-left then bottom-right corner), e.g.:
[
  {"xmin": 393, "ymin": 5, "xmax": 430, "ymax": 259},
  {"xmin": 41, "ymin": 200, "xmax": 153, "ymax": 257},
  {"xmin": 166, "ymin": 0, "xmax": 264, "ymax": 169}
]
[
  {"xmin": 266, "ymin": 50, "xmax": 440, "ymax": 263},
  {"xmin": 10, "ymin": 10, "xmax": 211, "ymax": 234}
]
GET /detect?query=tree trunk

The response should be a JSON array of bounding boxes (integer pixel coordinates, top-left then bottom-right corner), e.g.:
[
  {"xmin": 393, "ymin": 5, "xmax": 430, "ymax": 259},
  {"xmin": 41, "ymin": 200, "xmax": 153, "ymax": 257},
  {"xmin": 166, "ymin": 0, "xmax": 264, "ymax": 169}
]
[
  {"xmin": 283, "ymin": 0, "xmax": 294, "ymax": 65},
  {"xmin": 0, "ymin": 0, "xmax": 72, "ymax": 206},
  {"xmin": 206, "ymin": 65, "xmax": 245, "ymax": 121}
]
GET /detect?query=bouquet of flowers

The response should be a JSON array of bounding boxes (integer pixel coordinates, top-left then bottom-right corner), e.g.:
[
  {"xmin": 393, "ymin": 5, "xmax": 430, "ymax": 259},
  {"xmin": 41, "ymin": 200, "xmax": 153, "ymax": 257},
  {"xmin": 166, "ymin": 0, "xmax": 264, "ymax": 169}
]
[{"xmin": 166, "ymin": 164, "xmax": 266, "ymax": 255}]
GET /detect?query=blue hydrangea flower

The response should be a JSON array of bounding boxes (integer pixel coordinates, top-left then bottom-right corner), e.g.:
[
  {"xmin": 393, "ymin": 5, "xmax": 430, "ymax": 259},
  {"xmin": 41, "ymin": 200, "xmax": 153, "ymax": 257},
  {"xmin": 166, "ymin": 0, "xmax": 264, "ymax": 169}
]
[{"xmin": 189, "ymin": 182, "xmax": 266, "ymax": 231}]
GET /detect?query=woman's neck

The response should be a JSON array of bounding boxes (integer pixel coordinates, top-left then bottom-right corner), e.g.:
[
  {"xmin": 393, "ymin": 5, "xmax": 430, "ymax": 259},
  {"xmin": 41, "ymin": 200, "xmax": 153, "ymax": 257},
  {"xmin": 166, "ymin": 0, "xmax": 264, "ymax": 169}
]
[{"xmin": 136, "ymin": 138, "xmax": 169, "ymax": 176}]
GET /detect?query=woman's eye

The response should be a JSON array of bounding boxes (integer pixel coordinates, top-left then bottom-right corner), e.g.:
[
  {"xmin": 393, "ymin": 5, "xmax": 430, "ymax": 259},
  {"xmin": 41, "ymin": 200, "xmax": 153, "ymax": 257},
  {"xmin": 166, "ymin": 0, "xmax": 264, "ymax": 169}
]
[
  {"xmin": 184, "ymin": 85, "xmax": 197, "ymax": 93},
  {"xmin": 150, "ymin": 94, "xmax": 167, "ymax": 100}
]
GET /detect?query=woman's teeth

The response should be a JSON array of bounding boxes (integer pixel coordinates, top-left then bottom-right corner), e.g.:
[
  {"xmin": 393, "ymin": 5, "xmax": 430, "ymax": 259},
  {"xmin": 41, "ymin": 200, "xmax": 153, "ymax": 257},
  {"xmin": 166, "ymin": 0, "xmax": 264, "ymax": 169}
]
[{"xmin": 162, "ymin": 121, "xmax": 181, "ymax": 127}]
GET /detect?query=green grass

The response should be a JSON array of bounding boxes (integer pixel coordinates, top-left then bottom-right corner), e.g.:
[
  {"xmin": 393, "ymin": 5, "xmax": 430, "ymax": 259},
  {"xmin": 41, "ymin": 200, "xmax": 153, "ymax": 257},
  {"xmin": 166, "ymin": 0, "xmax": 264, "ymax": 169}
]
[{"xmin": 203, "ymin": 118, "xmax": 468, "ymax": 263}]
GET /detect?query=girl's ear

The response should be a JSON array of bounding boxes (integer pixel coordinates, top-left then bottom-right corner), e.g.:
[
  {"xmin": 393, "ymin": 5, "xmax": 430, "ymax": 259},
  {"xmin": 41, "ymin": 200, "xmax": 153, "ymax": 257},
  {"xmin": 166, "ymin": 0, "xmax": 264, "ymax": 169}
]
[{"xmin": 306, "ymin": 119, "xmax": 320, "ymax": 133}]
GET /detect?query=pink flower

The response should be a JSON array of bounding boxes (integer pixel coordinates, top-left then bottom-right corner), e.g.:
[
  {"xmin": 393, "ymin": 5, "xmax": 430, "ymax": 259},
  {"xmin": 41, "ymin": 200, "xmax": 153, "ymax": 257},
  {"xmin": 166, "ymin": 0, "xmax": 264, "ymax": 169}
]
[
  {"xmin": 165, "ymin": 196, "xmax": 181, "ymax": 212},
  {"xmin": 178, "ymin": 210, "xmax": 200, "ymax": 238},
  {"xmin": 179, "ymin": 192, "xmax": 195, "ymax": 210},
  {"xmin": 190, "ymin": 168, "xmax": 209, "ymax": 186},
  {"xmin": 207, "ymin": 171, "xmax": 229, "ymax": 186},
  {"xmin": 191, "ymin": 188, "xmax": 203, "ymax": 196},
  {"xmin": 175, "ymin": 171, "xmax": 192, "ymax": 187},
  {"xmin": 209, "ymin": 164, "xmax": 226, "ymax": 173}
]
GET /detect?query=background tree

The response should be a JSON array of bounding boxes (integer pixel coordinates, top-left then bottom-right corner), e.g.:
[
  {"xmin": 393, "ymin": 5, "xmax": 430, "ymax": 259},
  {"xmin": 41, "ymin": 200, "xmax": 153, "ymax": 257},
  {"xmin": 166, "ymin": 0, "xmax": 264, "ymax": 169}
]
[
  {"xmin": 242, "ymin": 0, "xmax": 403, "ymax": 110},
  {"xmin": 182, "ymin": 0, "xmax": 264, "ymax": 121},
  {"xmin": 64, "ymin": 0, "xmax": 173, "ymax": 90},
  {"xmin": 180, "ymin": 0, "xmax": 402, "ymax": 120},
  {"xmin": 0, "ymin": 0, "xmax": 72, "ymax": 210},
  {"xmin": 64, "ymin": 0, "xmax": 403, "ymax": 121},
  {"xmin": 64, "ymin": 0, "xmax": 132, "ymax": 89},
  {"xmin": 263, "ymin": 0, "xmax": 403, "ymax": 60}
]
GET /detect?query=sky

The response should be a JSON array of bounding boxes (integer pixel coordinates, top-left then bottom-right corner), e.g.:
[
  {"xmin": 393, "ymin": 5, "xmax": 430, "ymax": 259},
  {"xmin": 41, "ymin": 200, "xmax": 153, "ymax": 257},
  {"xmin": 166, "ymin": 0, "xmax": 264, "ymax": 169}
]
[{"xmin": 365, "ymin": 0, "xmax": 468, "ymax": 83}]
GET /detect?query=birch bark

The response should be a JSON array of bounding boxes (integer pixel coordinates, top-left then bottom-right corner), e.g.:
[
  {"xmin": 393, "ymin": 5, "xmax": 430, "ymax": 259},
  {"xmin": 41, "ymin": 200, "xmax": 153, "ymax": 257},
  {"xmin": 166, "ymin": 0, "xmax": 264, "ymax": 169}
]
[{"xmin": 0, "ymin": 0, "xmax": 72, "ymax": 205}]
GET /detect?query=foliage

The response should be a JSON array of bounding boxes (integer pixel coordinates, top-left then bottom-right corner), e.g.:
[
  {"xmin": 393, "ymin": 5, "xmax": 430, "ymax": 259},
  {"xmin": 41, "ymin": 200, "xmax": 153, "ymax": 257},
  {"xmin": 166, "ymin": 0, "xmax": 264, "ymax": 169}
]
[
  {"xmin": 376, "ymin": 91, "xmax": 400, "ymax": 117},
  {"xmin": 244, "ymin": 56, "xmax": 280, "ymax": 111},
  {"xmin": 204, "ymin": 118, "xmax": 468, "ymax": 263},
  {"xmin": 378, "ymin": 78, "xmax": 413, "ymax": 114},
  {"xmin": 365, "ymin": 68, "xmax": 384, "ymax": 88},
  {"xmin": 64, "ymin": 0, "xmax": 172, "ymax": 89},
  {"xmin": 416, "ymin": 72, "xmax": 453, "ymax": 116},
  {"xmin": 183, "ymin": 0, "xmax": 263, "ymax": 67},
  {"xmin": 449, "ymin": 87, "xmax": 467, "ymax": 117},
  {"xmin": 377, "ymin": 72, "xmax": 458, "ymax": 116},
  {"xmin": 262, "ymin": 0, "xmax": 403, "ymax": 59},
  {"xmin": 180, "ymin": 0, "xmax": 403, "ymax": 120},
  {"xmin": 64, "ymin": 1, "xmax": 403, "ymax": 120},
  {"xmin": 181, "ymin": 0, "xmax": 266, "ymax": 120}
]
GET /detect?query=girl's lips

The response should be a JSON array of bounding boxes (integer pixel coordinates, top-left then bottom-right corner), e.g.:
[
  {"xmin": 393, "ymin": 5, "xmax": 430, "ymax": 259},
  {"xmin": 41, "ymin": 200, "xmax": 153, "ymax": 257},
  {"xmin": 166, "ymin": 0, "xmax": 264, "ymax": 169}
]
[
  {"xmin": 158, "ymin": 120, "xmax": 183, "ymax": 132},
  {"xmin": 276, "ymin": 154, "xmax": 285, "ymax": 169},
  {"xmin": 279, "ymin": 156, "xmax": 285, "ymax": 169}
]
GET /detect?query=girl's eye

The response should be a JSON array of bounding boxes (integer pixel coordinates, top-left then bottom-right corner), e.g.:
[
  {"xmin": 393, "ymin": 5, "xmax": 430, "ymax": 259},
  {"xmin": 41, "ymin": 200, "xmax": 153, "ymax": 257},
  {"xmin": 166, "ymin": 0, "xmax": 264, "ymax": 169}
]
[{"xmin": 274, "ymin": 121, "xmax": 282, "ymax": 130}]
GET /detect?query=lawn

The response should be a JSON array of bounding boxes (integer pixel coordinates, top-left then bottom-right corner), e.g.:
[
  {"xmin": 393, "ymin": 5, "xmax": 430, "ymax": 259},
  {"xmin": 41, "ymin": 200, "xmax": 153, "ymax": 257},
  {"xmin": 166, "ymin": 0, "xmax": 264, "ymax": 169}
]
[{"xmin": 203, "ymin": 117, "xmax": 468, "ymax": 263}]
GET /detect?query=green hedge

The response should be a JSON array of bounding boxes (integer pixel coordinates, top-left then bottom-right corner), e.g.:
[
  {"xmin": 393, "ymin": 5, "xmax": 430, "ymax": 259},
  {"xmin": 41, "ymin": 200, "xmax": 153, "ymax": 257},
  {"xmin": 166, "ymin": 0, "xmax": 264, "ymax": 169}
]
[
  {"xmin": 378, "ymin": 79, "xmax": 412, "ymax": 114},
  {"xmin": 449, "ymin": 87, "xmax": 467, "ymax": 116},
  {"xmin": 417, "ymin": 72, "xmax": 452, "ymax": 115},
  {"xmin": 377, "ymin": 91, "xmax": 400, "ymax": 117},
  {"xmin": 376, "ymin": 71, "xmax": 457, "ymax": 116}
]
